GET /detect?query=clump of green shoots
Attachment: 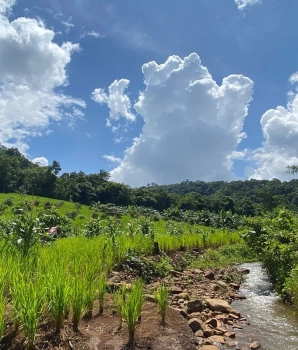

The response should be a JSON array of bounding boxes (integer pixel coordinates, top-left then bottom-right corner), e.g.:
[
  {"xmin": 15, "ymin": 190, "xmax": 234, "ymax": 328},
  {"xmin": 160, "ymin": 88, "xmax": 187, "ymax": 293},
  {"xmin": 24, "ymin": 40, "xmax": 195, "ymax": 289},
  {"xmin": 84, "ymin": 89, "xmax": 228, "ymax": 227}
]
[
  {"xmin": 98, "ymin": 272, "xmax": 106, "ymax": 315},
  {"xmin": 71, "ymin": 276, "xmax": 86, "ymax": 331},
  {"xmin": 48, "ymin": 266, "xmax": 70, "ymax": 332},
  {"xmin": 18, "ymin": 280, "xmax": 44, "ymax": 350},
  {"xmin": 118, "ymin": 280, "xmax": 143, "ymax": 346},
  {"xmin": 0, "ymin": 282, "xmax": 5, "ymax": 345},
  {"xmin": 84, "ymin": 266, "xmax": 97, "ymax": 319},
  {"xmin": 154, "ymin": 283, "xmax": 169, "ymax": 326}
]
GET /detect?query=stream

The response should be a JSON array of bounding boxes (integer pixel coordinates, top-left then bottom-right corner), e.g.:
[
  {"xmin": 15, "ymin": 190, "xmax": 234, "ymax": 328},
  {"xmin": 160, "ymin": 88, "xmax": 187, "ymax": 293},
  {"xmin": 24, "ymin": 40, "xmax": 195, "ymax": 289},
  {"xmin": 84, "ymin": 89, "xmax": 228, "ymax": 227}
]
[{"xmin": 232, "ymin": 262, "xmax": 298, "ymax": 350}]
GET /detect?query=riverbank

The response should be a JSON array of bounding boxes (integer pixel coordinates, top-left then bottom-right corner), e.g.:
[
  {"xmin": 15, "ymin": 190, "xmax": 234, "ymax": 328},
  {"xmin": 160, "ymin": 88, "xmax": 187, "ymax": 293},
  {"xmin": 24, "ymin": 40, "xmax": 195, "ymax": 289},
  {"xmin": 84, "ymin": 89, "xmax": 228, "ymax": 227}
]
[{"xmin": 4, "ymin": 250, "xmax": 261, "ymax": 350}]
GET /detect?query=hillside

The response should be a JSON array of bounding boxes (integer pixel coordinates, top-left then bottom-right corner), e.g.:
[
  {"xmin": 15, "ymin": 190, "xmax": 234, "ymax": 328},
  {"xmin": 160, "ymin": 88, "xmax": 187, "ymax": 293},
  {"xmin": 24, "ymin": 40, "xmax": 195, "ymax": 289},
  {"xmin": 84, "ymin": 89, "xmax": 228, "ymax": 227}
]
[{"xmin": 1, "ymin": 144, "xmax": 298, "ymax": 216}]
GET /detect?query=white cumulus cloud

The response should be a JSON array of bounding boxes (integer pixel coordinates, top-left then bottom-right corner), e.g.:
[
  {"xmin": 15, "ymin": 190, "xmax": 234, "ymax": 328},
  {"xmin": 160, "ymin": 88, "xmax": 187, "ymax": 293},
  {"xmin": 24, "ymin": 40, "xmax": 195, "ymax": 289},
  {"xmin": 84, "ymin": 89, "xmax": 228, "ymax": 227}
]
[
  {"xmin": 32, "ymin": 156, "xmax": 49, "ymax": 166},
  {"xmin": 0, "ymin": 1, "xmax": 85, "ymax": 153},
  {"xmin": 248, "ymin": 80, "xmax": 298, "ymax": 180},
  {"xmin": 92, "ymin": 79, "xmax": 135, "ymax": 123},
  {"xmin": 100, "ymin": 53, "xmax": 254, "ymax": 186},
  {"xmin": 235, "ymin": 0, "xmax": 261, "ymax": 10}
]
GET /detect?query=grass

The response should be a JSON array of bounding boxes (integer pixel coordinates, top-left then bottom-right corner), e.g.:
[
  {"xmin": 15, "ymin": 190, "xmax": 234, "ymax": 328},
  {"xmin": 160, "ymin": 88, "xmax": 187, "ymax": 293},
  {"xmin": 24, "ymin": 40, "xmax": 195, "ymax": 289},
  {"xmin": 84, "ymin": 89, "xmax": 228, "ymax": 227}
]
[
  {"xmin": 192, "ymin": 242, "xmax": 256, "ymax": 269},
  {"xmin": 117, "ymin": 280, "xmax": 144, "ymax": 346},
  {"xmin": 154, "ymin": 283, "xmax": 169, "ymax": 326}
]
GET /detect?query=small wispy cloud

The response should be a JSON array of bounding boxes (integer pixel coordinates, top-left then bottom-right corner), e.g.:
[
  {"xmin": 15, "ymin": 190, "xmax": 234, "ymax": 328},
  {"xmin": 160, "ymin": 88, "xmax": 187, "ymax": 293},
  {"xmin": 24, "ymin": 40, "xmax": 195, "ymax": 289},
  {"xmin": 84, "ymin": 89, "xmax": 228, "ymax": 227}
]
[
  {"xmin": 234, "ymin": 0, "xmax": 261, "ymax": 10},
  {"xmin": 32, "ymin": 6, "xmax": 75, "ymax": 33},
  {"xmin": 103, "ymin": 154, "xmax": 121, "ymax": 163},
  {"xmin": 61, "ymin": 17, "xmax": 74, "ymax": 34},
  {"xmin": 80, "ymin": 29, "xmax": 105, "ymax": 39}
]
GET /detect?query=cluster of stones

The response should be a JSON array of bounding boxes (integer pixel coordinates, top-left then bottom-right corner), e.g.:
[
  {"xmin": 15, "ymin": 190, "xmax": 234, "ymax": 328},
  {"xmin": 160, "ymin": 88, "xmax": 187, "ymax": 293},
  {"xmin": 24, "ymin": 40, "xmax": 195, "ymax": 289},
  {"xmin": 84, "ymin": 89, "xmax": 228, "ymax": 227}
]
[{"xmin": 146, "ymin": 267, "xmax": 260, "ymax": 350}]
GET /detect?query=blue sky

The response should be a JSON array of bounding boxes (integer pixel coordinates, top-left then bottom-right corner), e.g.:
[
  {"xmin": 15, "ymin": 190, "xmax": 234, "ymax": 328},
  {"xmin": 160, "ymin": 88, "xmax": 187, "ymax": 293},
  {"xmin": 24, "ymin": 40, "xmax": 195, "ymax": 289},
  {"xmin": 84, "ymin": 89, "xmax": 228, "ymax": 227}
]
[{"xmin": 1, "ymin": 0, "xmax": 298, "ymax": 186}]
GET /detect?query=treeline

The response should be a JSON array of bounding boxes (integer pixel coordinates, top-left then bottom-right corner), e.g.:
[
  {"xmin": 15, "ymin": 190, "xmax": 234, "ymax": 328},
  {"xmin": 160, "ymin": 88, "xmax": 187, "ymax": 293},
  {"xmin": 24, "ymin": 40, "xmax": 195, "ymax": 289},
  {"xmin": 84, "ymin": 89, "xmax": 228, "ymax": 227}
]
[{"xmin": 1, "ymin": 144, "xmax": 298, "ymax": 216}]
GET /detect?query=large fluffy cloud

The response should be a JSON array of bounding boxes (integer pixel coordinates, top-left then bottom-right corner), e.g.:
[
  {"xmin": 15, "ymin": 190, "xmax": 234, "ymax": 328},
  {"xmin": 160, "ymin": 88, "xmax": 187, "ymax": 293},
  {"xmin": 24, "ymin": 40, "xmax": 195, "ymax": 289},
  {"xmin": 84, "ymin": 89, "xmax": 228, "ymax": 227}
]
[
  {"xmin": 0, "ymin": 0, "xmax": 85, "ymax": 152},
  {"xmin": 95, "ymin": 53, "xmax": 254, "ymax": 186},
  {"xmin": 248, "ymin": 76, "xmax": 298, "ymax": 180}
]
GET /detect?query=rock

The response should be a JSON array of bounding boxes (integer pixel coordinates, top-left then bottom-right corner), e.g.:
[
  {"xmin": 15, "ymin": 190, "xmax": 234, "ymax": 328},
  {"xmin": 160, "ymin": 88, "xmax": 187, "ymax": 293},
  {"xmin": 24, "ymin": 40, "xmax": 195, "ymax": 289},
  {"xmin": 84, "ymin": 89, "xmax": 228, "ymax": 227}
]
[
  {"xmin": 241, "ymin": 268, "xmax": 250, "ymax": 274},
  {"xmin": 187, "ymin": 299, "xmax": 204, "ymax": 313},
  {"xmin": 211, "ymin": 284, "xmax": 224, "ymax": 292},
  {"xmin": 232, "ymin": 324, "xmax": 243, "ymax": 329},
  {"xmin": 215, "ymin": 281, "xmax": 228, "ymax": 289},
  {"xmin": 195, "ymin": 329, "xmax": 204, "ymax": 337},
  {"xmin": 171, "ymin": 307, "xmax": 187, "ymax": 319},
  {"xmin": 225, "ymin": 331, "xmax": 236, "ymax": 338},
  {"xmin": 203, "ymin": 328, "xmax": 214, "ymax": 337},
  {"xmin": 170, "ymin": 286, "xmax": 183, "ymax": 294},
  {"xmin": 215, "ymin": 314, "xmax": 225, "ymax": 320},
  {"xmin": 229, "ymin": 292, "xmax": 247, "ymax": 299},
  {"xmin": 188, "ymin": 318, "xmax": 204, "ymax": 332},
  {"xmin": 145, "ymin": 294, "xmax": 156, "ymax": 303},
  {"xmin": 205, "ymin": 271, "xmax": 215, "ymax": 280},
  {"xmin": 214, "ymin": 327, "xmax": 226, "ymax": 335},
  {"xmin": 229, "ymin": 282, "xmax": 240, "ymax": 289},
  {"xmin": 208, "ymin": 335, "xmax": 225, "ymax": 344},
  {"xmin": 226, "ymin": 341, "xmax": 236, "ymax": 347},
  {"xmin": 249, "ymin": 341, "xmax": 261, "ymax": 349},
  {"xmin": 202, "ymin": 339, "xmax": 213, "ymax": 345},
  {"xmin": 201, "ymin": 346, "xmax": 220, "ymax": 350},
  {"xmin": 205, "ymin": 298, "xmax": 232, "ymax": 313},
  {"xmin": 205, "ymin": 318, "xmax": 218, "ymax": 328},
  {"xmin": 193, "ymin": 268, "xmax": 203, "ymax": 274},
  {"xmin": 177, "ymin": 292, "xmax": 189, "ymax": 299},
  {"xmin": 169, "ymin": 270, "xmax": 183, "ymax": 277},
  {"xmin": 229, "ymin": 310, "xmax": 240, "ymax": 318}
]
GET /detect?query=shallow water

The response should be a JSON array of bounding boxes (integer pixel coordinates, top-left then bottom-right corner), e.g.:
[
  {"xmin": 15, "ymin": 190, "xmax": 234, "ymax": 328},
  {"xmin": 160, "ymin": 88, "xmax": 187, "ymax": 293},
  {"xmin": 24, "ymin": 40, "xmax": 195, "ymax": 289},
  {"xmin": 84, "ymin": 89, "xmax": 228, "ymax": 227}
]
[{"xmin": 232, "ymin": 262, "xmax": 298, "ymax": 350}]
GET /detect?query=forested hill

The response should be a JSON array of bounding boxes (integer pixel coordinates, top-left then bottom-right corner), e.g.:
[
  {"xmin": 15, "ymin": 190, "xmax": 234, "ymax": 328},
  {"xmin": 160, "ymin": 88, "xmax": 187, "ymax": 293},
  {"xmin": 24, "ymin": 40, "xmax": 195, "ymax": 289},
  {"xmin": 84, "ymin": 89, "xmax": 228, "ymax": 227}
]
[{"xmin": 1, "ymin": 144, "xmax": 298, "ymax": 216}]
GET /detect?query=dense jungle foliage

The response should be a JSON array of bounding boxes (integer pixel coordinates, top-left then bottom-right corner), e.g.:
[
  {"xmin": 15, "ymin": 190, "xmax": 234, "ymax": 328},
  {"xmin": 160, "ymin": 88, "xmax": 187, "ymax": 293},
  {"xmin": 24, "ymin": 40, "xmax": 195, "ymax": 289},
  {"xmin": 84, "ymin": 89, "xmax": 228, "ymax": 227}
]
[{"xmin": 1, "ymin": 144, "xmax": 298, "ymax": 216}]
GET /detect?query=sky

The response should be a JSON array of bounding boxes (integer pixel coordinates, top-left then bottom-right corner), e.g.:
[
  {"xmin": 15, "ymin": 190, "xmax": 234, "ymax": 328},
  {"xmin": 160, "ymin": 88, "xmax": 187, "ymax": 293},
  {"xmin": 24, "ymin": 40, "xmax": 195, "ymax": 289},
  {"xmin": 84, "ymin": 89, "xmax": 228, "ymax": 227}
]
[{"xmin": 1, "ymin": 0, "xmax": 298, "ymax": 186}]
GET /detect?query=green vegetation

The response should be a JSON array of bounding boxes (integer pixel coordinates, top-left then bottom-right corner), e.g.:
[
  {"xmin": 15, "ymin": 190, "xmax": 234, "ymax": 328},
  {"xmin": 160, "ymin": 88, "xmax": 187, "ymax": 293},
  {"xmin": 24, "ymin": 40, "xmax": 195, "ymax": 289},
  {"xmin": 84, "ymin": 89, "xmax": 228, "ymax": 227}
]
[
  {"xmin": 2, "ymin": 144, "xmax": 298, "ymax": 345},
  {"xmin": 117, "ymin": 280, "xmax": 144, "ymax": 345},
  {"xmin": 154, "ymin": 283, "xmax": 169, "ymax": 326},
  {"xmin": 243, "ymin": 209, "xmax": 298, "ymax": 309},
  {"xmin": 98, "ymin": 273, "xmax": 107, "ymax": 315},
  {"xmin": 0, "ymin": 190, "xmax": 252, "ymax": 347},
  {"xmin": 2, "ymin": 143, "xmax": 298, "ymax": 218}
]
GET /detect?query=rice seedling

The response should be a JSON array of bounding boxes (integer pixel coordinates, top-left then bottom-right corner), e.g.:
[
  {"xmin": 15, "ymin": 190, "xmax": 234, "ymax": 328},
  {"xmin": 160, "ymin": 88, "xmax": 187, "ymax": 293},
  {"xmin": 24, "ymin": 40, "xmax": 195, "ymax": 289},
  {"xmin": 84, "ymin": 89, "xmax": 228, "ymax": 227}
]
[
  {"xmin": 0, "ymin": 281, "xmax": 5, "ymax": 345},
  {"xmin": 118, "ymin": 279, "xmax": 144, "ymax": 346},
  {"xmin": 18, "ymin": 280, "xmax": 44, "ymax": 350},
  {"xmin": 84, "ymin": 264, "xmax": 97, "ymax": 319},
  {"xmin": 48, "ymin": 266, "xmax": 70, "ymax": 332},
  {"xmin": 98, "ymin": 272, "xmax": 107, "ymax": 315},
  {"xmin": 70, "ymin": 275, "xmax": 86, "ymax": 331},
  {"xmin": 153, "ymin": 283, "xmax": 169, "ymax": 326}
]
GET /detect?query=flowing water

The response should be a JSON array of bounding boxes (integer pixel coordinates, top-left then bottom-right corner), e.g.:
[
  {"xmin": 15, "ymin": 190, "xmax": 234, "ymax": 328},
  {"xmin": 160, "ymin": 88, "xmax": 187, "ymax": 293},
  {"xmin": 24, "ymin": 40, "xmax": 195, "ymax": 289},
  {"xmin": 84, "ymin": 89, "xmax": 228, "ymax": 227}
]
[{"xmin": 232, "ymin": 262, "xmax": 298, "ymax": 350}]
